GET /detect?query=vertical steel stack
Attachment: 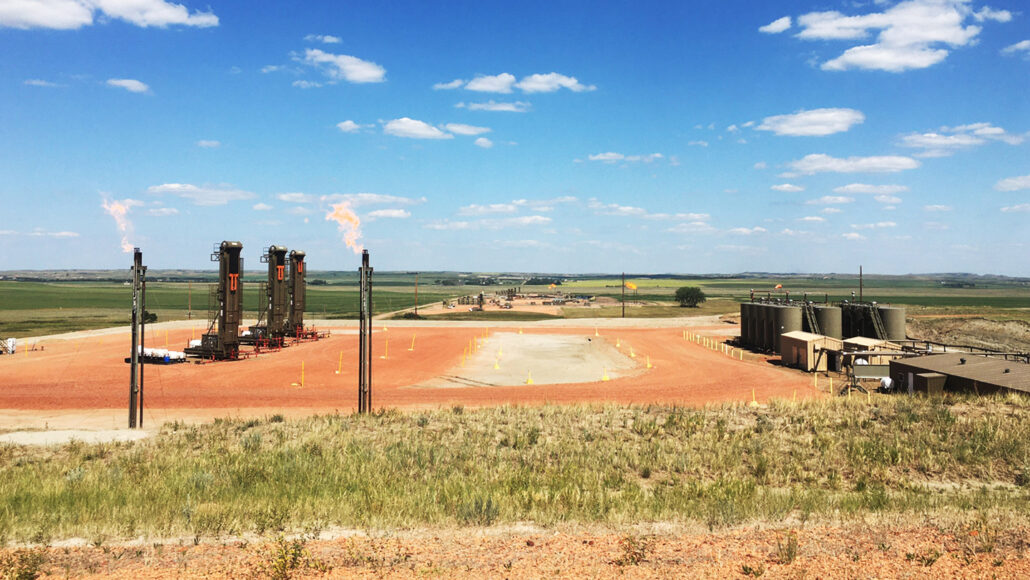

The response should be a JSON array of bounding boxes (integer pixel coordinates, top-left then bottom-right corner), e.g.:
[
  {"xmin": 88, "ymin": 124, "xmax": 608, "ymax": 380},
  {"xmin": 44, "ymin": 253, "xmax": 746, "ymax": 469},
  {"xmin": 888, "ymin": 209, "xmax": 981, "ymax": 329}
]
[
  {"xmin": 266, "ymin": 246, "xmax": 290, "ymax": 337},
  {"xmin": 288, "ymin": 250, "xmax": 306, "ymax": 337}
]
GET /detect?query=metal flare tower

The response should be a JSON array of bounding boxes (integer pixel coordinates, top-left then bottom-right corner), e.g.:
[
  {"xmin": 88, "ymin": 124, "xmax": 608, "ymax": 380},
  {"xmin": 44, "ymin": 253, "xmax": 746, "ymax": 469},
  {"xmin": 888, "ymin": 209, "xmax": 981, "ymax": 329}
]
[{"xmin": 287, "ymin": 250, "xmax": 307, "ymax": 337}]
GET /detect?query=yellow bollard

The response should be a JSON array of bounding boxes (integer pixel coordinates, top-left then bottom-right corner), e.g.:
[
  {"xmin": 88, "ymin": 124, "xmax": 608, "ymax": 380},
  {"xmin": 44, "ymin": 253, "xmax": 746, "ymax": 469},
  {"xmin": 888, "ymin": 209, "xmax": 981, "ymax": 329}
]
[
  {"xmin": 497, "ymin": 346, "xmax": 502, "ymax": 358},
  {"xmin": 494, "ymin": 358, "xmax": 500, "ymax": 370},
  {"xmin": 646, "ymin": 355, "xmax": 652, "ymax": 369},
  {"xmin": 740, "ymin": 350, "xmax": 743, "ymax": 361},
  {"xmin": 749, "ymin": 388, "xmax": 759, "ymax": 407},
  {"xmin": 601, "ymin": 368, "xmax": 610, "ymax": 381},
  {"xmin": 616, "ymin": 338, "xmax": 621, "ymax": 348},
  {"xmin": 830, "ymin": 377, "xmax": 834, "ymax": 393},
  {"xmin": 813, "ymin": 374, "xmax": 818, "ymax": 388},
  {"xmin": 630, "ymin": 347, "xmax": 636, "ymax": 358},
  {"xmin": 525, "ymin": 371, "xmax": 533, "ymax": 385},
  {"xmin": 335, "ymin": 351, "xmax": 343, "ymax": 374},
  {"xmin": 683, "ymin": 330, "xmax": 686, "ymax": 340},
  {"xmin": 381, "ymin": 339, "xmax": 389, "ymax": 360},
  {"xmin": 793, "ymin": 390, "xmax": 797, "ymax": 402},
  {"xmin": 408, "ymin": 333, "xmax": 416, "ymax": 351},
  {"xmin": 595, "ymin": 328, "xmax": 599, "ymax": 337},
  {"xmin": 518, "ymin": 327, "xmax": 523, "ymax": 335}
]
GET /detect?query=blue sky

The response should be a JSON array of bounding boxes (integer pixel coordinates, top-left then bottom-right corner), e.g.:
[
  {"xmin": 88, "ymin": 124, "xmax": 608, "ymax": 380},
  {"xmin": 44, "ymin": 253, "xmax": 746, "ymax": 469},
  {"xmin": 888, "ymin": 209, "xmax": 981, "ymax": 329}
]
[{"xmin": 1, "ymin": 0, "xmax": 1028, "ymax": 274}]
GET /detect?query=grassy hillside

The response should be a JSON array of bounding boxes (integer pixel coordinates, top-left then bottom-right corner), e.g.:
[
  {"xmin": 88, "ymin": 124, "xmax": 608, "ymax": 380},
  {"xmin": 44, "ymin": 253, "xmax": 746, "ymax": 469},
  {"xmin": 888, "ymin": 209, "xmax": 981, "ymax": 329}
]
[{"xmin": 1, "ymin": 396, "xmax": 1027, "ymax": 544}]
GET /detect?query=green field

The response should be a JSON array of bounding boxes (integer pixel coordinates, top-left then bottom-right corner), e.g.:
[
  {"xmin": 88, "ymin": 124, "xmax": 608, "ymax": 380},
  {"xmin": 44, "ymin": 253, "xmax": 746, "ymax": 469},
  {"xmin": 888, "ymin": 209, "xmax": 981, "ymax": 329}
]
[
  {"xmin": 0, "ymin": 396, "xmax": 1027, "ymax": 543},
  {"xmin": 3, "ymin": 271, "xmax": 1030, "ymax": 337}
]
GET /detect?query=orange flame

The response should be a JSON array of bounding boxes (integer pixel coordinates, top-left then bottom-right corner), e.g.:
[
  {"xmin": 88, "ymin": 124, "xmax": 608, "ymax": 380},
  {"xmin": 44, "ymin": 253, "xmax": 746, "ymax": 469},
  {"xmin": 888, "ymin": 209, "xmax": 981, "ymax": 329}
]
[
  {"xmin": 775, "ymin": 284, "xmax": 783, "ymax": 289},
  {"xmin": 325, "ymin": 201, "xmax": 362, "ymax": 254},
  {"xmin": 625, "ymin": 282, "xmax": 638, "ymax": 290},
  {"xmin": 101, "ymin": 198, "xmax": 134, "ymax": 253}
]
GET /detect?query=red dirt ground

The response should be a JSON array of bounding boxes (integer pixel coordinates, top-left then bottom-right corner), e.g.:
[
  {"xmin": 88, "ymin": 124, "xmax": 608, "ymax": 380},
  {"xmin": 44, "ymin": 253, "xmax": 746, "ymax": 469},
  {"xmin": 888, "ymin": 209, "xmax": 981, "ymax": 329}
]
[{"xmin": 0, "ymin": 325, "xmax": 816, "ymax": 414}]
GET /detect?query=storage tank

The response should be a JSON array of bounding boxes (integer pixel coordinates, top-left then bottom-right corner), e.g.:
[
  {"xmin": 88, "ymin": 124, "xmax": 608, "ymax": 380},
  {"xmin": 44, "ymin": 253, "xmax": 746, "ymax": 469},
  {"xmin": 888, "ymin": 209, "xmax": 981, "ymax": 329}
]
[
  {"xmin": 739, "ymin": 303, "xmax": 750, "ymax": 345},
  {"xmin": 775, "ymin": 305, "xmax": 803, "ymax": 354},
  {"xmin": 761, "ymin": 304, "xmax": 777, "ymax": 351},
  {"xmin": 746, "ymin": 303, "xmax": 757, "ymax": 347},
  {"xmin": 814, "ymin": 305, "xmax": 843, "ymax": 339},
  {"xmin": 752, "ymin": 304, "xmax": 764, "ymax": 350},
  {"xmin": 878, "ymin": 306, "xmax": 907, "ymax": 341}
]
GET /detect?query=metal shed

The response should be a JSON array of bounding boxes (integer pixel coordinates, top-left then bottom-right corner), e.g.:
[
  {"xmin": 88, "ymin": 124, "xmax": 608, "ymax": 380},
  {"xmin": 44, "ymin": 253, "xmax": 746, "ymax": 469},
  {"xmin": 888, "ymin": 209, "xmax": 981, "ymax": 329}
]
[
  {"xmin": 889, "ymin": 353, "xmax": 1030, "ymax": 395},
  {"xmin": 780, "ymin": 331, "xmax": 843, "ymax": 372}
]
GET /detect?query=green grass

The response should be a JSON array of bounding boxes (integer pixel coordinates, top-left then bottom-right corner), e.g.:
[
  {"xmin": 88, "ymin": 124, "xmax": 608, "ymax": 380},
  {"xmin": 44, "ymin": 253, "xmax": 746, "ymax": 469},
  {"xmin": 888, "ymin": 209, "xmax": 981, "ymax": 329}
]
[
  {"xmin": 1, "ymin": 395, "xmax": 1028, "ymax": 543},
  {"xmin": 0, "ymin": 281, "xmax": 458, "ymax": 337}
]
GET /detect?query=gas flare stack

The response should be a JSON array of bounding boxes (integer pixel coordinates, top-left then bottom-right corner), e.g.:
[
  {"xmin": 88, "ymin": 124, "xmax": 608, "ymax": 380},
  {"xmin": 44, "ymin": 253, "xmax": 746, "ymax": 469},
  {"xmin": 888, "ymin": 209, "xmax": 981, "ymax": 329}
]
[
  {"xmin": 357, "ymin": 249, "xmax": 373, "ymax": 413},
  {"xmin": 185, "ymin": 241, "xmax": 244, "ymax": 360}
]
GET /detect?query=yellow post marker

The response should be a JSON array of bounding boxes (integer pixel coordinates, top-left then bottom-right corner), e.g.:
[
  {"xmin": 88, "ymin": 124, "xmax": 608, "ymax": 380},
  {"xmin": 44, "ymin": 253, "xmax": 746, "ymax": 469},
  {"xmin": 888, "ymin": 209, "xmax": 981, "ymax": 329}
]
[
  {"xmin": 646, "ymin": 355, "xmax": 652, "ymax": 369},
  {"xmin": 749, "ymin": 389, "xmax": 759, "ymax": 407},
  {"xmin": 601, "ymin": 368, "xmax": 610, "ymax": 381},
  {"xmin": 493, "ymin": 358, "xmax": 500, "ymax": 370},
  {"xmin": 793, "ymin": 390, "xmax": 797, "ymax": 402},
  {"xmin": 616, "ymin": 338, "xmax": 621, "ymax": 348},
  {"xmin": 813, "ymin": 374, "xmax": 818, "ymax": 389},
  {"xmin": 497, "ymin": 346, "xmax": 503, "ymax": 358},
  {"xmin": 336, "ymin": 351, "xmax": 343, "ymax": 374},
  {"xmin": 830, "ymin": 377, "xmax": 834, "ymax": 393},
  {"xmin": 381, "ymin": 338, "xmax": 389, "ymax": 360},
  {"xmin": 165, "ymin": 330, "xmax": 169, "ymax": 348},
  {"xmin": 740, "ymin": 350, "xmax": 744, "ymax": 361},
  {"xmin": 630, "ymin": 347, "xmax": 636, "ymax": 358},
  {"xmin": 683, "ymin": 330, "xmax": 686, "ymax": 340},
  {"xmin": 595, "ymin": 328, "xmax": 599, "ymax": 337},
  {"xmin": 518, "ymin": 327, "xmax": 523, "ymax": 335},
  {"xmin": 408, "ymin": 333, "xmax": 416, "ymax": 351},
  {"xmin": 525, "ymin": 371, "xmax": 533, "ymax": 385}
]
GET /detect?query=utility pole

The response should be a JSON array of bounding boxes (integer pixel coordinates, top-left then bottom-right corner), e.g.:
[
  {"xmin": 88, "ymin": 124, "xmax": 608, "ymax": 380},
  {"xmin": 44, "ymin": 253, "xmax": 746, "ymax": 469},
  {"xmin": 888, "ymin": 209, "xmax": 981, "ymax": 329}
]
[
  {"xmin": 358, "ymin": 250, "xmax": 373, "ymax": 413},
  {"xmin": 621, "ymin": 271, "xmax": 626, "ymax": 319},
  {"xmin": 129, "ymin": 249, "xmax": 146, "ymax": 429}
]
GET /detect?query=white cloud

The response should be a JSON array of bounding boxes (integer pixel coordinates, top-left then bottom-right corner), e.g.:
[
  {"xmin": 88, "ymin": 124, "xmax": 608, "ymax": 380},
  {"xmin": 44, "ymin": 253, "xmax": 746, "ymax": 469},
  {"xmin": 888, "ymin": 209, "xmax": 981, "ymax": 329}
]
[
  {"xmin": 196, "ymin": 140, "xmax": 220, "ymax": 148},
  {"xmin": 788, "ymin": 153, "xmax": 920, "ymax": 174},
  {"xmin": 995, "ymin": 174, "xmax": 1030, "ymax": 191},
  {"xmin": 299, "ymin": 48, "xmax": 385, "ymax": 84},
  {"xmin": 383, "ymin": 117, "xmax": 453, "ymax": 140},
  {"xmin": 688, "ymin": 140, "xmax": 709, "ymax": 147},
  {"xmin": 0, "ymin": 0, "xmax": 218, "ymax": 30},
  {"xmin": 304, "ymin": 34, "xmax": 341, "ymax": 44},
  {"xmin": 753, "ymin": 161, "xmax": 768, "ymax": 170},
  {"xmin": 425, "ymin": 215, "xmax": 551, "ymax": 230},
  {"xmin": 668, "ymin": 221, "xmax": 718, "ymax": 234},
  {"xmin": 833, "ymin": 183, "xmax": 909, "ymax": 194},
  {"xmin": 23, "ymin": 79, "xmax": 62, "ymax": 87},
  {"xmin": 923, "ymin": 204, "xmax": 952, "ymax": 212},
  {"xmin": 899, "ymin": 122, "xmax": 1023, "ymax": 157},
  {"xmin": 1001, "ymin": 40, "xmax": 1030, "ymax": 56},
  {"xmin": 771, "ymin": 183, "xmax": 804, "ymax": 192},
  {"xmin": 760, "ymin": 16, "xmax": 792, "ymax": 34},
  {"xmin": 851, "ymin": 221, "xmax": 897, "ymax": 229},
  {"xmin": 842, "ymin": 232, "xmax": 866, "ymax": 240},
  {"xmin": 799, "ymin": 216, "xmax": 825, "ymax": 222},
  {"xmin": 321, "ymin": 193, "xmax": 425, "ymax": 207},
  {"xmin": 147, "ymin": 207, "xmax": 179, "ymax": 216},
  {"xmin": 336, "ymin": 120, "xmax": 371, "ymax": 133},
  {"xmin": 444, "ymin": 123, "xmax": 491, "ymax": 136},
  {"xmin": 276, "ymin": 192, "xmax": 316, "ymax": 203},
  {"xmin": 806, "ymin": 195, "xmax": 855, "ymax": 205},
  {"xmin": 27, "ymin": 229, "xmax": 80, "ymax": 238},
  {"xmin": 458, "ymin": 100, "xmax": 531, "ymax": 112},
  {"xmin": 588, "ymin": 200, "xmax": 647, "ymax": 216},
  {"xmin": 465, "ymin": 73, "xmax": 516, "ymax": 93},
  {"xmin": 261, "ymin": 65, "xmax": 284, "ymax": 74},
  {"xmin": 757, "ymin": 108, "xmax": 865, "ymax": 136},
  {"xmin": 367, "ymin": 209, "xmax": 410, "ymax": 219},
  {"xmin": 147, "ymin": 183, "xmax": 255, "ymax": 206},
  {"xmin": 821, "ymin": 207, "xmax": 842, "ymax": 214},
  {"xmin": 474, "ymin": 137, "xmax": 493, "ymax": 149},
  {"xmin": 458, "ymin": 203, "xmax": 517, "ymax": 216},
  {"xmin": 433, "ymin": 78, "xmax": 465, "ymax": 90},
  {"xmin": 973, "ymin": 7, "xmax": 1011, "ymax": 22},
  {"xmin": 728, "ymin": 226, "xmax": 768, "ymax": 235},
  {"xmin": 515, "ymin": 73, "xmax": 595, "ymax": 93},
  {"xmin": 643, "ymin": 212, "xmax": 711, "ymax": 221},
  {"xmin": 252, "ymin": 203, "xmax": 273, "ymax": 211},
  {"xmin": 1001, "ymin": 203, "xmax": 1030, "ymax": 213},
  {"xmin": 874, "ymin": 194, "xmax": 903, "ymax": 204},
  {"xmin": 292, "ymin": 80, "xmax": 323, "ymax": 89},
  {"xmin": 106, "ymin": 78, "xmax": 150, "ymax": 93},
  {"xmin": 587, "ymin": 152, "xmax": 663, "ymax": 164},
  {"xmin": 790, "ymin": 0, "xmax": 1001, "ymax": 72}
]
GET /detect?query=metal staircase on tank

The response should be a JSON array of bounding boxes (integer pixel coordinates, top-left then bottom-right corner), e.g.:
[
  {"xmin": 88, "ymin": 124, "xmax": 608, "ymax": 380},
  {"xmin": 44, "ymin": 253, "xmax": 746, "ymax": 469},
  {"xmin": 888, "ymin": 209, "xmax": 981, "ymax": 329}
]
[
  {"xmin": 803, "ymin": 303, "xmax": 821, "ymax": 336},
  {"xmin": 869, "ymin": 305, "xmax": 887, "ymax": 340}
]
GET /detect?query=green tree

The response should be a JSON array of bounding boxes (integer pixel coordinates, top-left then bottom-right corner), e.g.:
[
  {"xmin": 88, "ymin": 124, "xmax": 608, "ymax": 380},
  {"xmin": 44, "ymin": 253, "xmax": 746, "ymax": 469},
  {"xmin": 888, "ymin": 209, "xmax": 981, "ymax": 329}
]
[{"xmin": 675, "ymin": 286, "xmax": 706, "ymax": 308}]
